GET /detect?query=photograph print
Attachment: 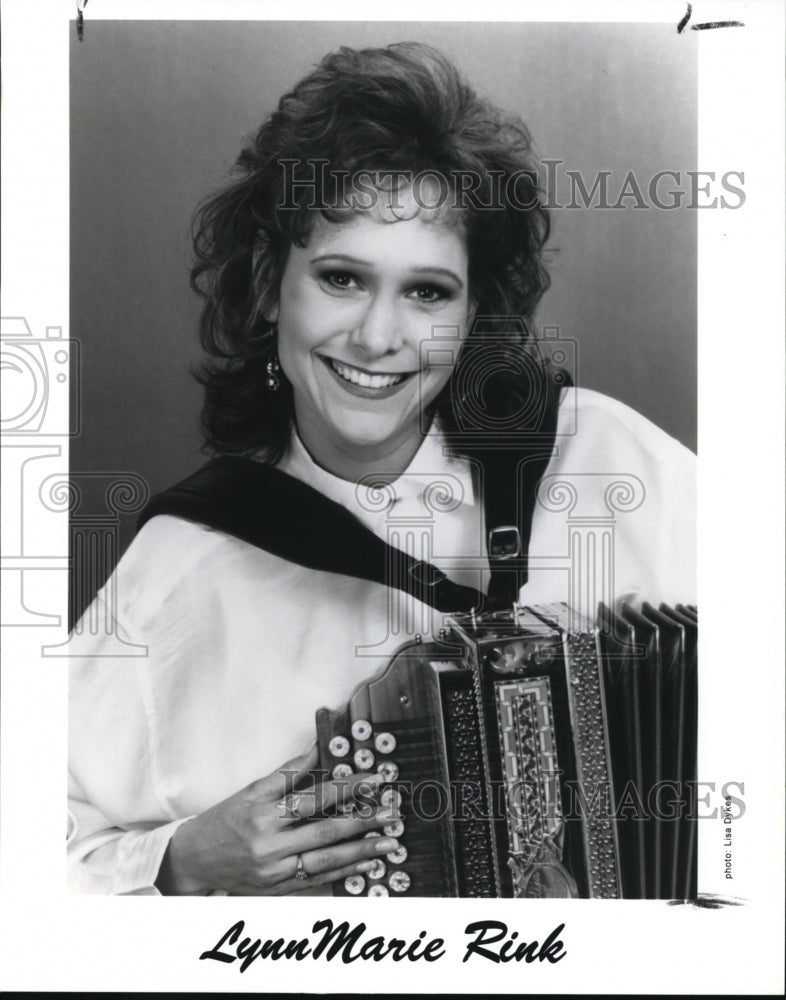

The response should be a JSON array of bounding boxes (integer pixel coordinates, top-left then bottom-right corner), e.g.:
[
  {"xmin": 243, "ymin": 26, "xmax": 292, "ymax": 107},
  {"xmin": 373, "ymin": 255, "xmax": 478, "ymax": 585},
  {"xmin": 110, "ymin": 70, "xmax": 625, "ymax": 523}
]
[
  {"xmin": 2, "ymin": 3, "xmax": 784, "ymax": 994},
  {"xmin": 65, "ymin": 18, "xmax": 702, "ymax": 903}
]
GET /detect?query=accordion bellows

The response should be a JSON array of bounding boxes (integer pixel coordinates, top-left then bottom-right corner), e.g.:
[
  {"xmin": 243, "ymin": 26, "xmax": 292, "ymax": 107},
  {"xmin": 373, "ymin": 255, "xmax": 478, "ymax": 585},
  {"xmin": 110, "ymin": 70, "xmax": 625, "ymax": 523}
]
[{"xmin": 316, "ymin": 601, "xmax": 698, "ymax": 899}]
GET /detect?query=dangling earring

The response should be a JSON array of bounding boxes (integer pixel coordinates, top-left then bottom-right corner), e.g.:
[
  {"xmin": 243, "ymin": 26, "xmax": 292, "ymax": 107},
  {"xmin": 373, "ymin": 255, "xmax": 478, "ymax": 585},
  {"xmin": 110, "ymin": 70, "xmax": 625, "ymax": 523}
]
[
  {"xmin": 265, "ymin": 353, "xmax": 281, "ymax": 392},
  {"xmin": 264, "ymin": 325, "xmax": 281, "ymax": 391}
]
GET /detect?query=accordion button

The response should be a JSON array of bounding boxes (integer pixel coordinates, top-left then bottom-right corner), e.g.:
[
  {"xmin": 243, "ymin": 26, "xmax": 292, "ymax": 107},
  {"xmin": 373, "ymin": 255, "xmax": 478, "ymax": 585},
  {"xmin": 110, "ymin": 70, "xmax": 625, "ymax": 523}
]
[
  {"xmin": 380, "ymin": 787, "xmax": 402, "ymax": 809},
  {"xmin": 367, "ymin": 859, "xmax": 386, "ymax": 880},
  {"xmin": 375, "ymin": 732, "xmax": 396, "ymax": 754},
  {"xmin": 377, "ymin": 761, "xmax": 399, "ymax": 782},
  {"xmin": 344, "ymin": 875, "xmax": 366, "ymax": 895},
  {"xmin": 354, "ymin": 748, "xmax": 375, "ymax": 770},
  {"xmin": 389, "ymin": 871, "xmax": 411, "ymax": 893},
  {"xmin": 329, "ymin": 736, "xmax": 350, "ymax": 758},
  {"xmin": 332, "ymin": 763, "xmax": 353, "ymax": 779},
  {"xmin": 368, "ymin": 884, "xmax": 389, "ymax": 897},
  {"xmin": 386, "ymin": 845, "xmax": 408, "ymax": 864},
  {"xmin": 351, "ymin": 719, "xmax": 372, "ymax": 741},
  {"xmin": 383, "ymin": 819, "xmax": 404, "ymax": 838}
]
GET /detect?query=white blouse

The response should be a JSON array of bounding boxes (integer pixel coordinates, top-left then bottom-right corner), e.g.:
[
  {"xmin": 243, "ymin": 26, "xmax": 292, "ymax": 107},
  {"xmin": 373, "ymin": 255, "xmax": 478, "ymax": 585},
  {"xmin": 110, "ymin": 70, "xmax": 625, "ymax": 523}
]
[{"xmin": 67, "ymin": 388, "xmax": 696, "ymax": 894}]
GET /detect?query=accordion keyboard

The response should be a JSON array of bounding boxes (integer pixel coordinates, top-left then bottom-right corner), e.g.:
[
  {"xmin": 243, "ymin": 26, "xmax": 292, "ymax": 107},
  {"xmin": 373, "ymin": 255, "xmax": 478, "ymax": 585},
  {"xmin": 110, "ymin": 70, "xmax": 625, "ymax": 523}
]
[
  {"xmin": 316, "ymin": 644, "xmax": 465, "ymax": 897},
  {"xmin": 316, "ymin": 600, "xmax": 697, "ymax": 899}
]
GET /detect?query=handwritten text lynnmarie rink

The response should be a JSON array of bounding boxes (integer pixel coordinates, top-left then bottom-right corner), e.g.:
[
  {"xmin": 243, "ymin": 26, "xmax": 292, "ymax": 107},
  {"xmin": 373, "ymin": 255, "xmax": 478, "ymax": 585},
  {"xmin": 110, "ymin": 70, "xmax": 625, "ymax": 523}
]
[{"xmin": 199, "ymin": 918, "xmax": 566, "ymax": 972}]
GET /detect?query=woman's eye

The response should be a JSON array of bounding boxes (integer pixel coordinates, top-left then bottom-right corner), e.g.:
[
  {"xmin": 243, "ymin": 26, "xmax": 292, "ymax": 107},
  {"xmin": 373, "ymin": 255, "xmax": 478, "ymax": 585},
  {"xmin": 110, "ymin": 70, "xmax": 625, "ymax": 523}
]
[
  {"xmin": 412, "ymin": 285, "xmax": 448, "ymax": 303},
  {"xmin": 322, "ymin": 271, "xmax": 358, "ymax": 290}
]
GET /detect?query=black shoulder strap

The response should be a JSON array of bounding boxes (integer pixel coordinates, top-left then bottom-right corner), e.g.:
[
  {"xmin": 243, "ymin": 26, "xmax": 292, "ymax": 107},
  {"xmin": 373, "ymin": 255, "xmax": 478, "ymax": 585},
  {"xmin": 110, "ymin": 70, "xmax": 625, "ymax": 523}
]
[
  {"xmin": 137, "ymin": 365, "xmax": 565, "ymax": 614},
  {"xmin": 137, "ymin": 456, "xmax": 484, "ymax": 614},
  {"xmin": 479, "ymin": 361, "xmax": 566, "ymax": 608}
]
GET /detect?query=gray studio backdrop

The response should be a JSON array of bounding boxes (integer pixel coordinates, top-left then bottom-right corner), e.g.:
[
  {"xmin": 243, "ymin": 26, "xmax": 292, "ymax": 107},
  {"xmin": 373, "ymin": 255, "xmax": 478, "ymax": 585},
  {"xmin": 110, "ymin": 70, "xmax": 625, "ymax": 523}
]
[{"xmin": 70, "ymin": 20, "xmax": 697, "ymax": 625}]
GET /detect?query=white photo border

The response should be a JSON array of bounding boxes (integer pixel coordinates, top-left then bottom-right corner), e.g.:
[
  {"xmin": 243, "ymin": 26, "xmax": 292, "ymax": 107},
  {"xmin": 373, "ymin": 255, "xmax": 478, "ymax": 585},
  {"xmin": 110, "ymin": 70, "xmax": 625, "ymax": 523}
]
[{"xmin": 1, "ymin": 0, "xmax": 783, "ymax": 994}]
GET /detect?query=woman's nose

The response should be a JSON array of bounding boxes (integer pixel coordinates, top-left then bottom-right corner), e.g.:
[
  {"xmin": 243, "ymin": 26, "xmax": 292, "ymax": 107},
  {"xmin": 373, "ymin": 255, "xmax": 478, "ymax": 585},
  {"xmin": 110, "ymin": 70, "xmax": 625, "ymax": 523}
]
[{"xmin": 349, "ymin": 292, "xmax": 404, "ymax": 358}]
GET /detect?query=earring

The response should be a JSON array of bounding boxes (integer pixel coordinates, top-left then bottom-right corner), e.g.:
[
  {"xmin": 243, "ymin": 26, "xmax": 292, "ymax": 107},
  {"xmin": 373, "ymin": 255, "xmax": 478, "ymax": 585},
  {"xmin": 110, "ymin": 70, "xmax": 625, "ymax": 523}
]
[
  {"xmin": 265, "ymin": 353, "xmax": 281, "ymax": 392},
  {"xmin": 263, "ymin": 322, "xmax": 281, "ymax": 391}
]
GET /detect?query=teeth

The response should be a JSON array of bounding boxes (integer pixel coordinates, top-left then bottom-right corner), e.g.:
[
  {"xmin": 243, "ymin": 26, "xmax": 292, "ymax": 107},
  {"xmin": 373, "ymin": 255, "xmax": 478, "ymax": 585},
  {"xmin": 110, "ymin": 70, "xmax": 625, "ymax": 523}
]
[{"xmin": 329, "ymin": 359, "xmax": 405, "ymax": 389}]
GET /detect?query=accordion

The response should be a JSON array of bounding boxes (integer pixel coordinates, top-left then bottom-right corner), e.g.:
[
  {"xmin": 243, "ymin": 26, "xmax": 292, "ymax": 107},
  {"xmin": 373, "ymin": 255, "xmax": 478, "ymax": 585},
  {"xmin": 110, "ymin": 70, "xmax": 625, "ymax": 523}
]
[{"xmin": 316, "ymin": 601, "xmax": 698, "ymax": 899}]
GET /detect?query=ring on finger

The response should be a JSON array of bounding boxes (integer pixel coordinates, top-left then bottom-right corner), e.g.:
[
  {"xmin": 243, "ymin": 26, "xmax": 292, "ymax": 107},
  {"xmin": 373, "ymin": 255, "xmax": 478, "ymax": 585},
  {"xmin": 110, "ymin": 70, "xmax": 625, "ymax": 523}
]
[
  {"xmin": 280, "ymin": 792, "xmax": 305, "ymax": 821},
  {"xmin": 295, "ymin": 854, "xmax": 309, "ymax": 881}
]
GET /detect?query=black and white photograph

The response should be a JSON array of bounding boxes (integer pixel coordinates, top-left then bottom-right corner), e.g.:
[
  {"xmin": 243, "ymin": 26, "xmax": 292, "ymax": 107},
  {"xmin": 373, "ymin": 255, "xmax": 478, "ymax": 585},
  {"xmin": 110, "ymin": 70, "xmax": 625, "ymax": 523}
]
[{"xmin": 1, "ymin": 0, "xmax": 783, "ymax": 994}]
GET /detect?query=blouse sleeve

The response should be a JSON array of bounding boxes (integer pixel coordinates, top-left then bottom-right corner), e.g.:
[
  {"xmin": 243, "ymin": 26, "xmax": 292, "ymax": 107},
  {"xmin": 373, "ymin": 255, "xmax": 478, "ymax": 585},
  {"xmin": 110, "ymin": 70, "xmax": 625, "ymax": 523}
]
[
  {"xmin": 67, "ymin": 590, "xmax": 193, "ymax": 895},
  {"xmin": 522, "ymin": 388, "xmax": 698, "ymax": 612}
]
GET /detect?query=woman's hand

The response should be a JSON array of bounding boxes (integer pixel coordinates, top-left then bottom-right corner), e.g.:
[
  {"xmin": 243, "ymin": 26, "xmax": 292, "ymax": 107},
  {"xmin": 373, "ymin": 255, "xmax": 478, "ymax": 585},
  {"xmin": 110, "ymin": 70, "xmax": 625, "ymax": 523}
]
[{"xmin": 156, "ymin": 744, "xmax": 401, "ymax": 895}]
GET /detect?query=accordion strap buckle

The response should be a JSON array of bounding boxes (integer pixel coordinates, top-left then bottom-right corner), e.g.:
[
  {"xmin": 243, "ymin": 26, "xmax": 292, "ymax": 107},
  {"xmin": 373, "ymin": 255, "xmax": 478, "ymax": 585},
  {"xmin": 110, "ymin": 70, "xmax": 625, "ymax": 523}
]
[
  {"xmin": 408, "ymin": 561, "xmax": 448, "ymax": 587},
  {"xmin": 488, "ymin": 525, "xmax": 521, "ymax": 559}
]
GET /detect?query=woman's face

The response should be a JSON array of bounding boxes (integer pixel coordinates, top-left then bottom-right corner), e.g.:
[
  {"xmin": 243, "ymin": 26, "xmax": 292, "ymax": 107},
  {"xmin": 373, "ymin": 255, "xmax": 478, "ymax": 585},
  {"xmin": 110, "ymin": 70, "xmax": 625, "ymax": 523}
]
[{"xmin": 273, "ymin": 200, "xmax": 471, "ymax": 477}]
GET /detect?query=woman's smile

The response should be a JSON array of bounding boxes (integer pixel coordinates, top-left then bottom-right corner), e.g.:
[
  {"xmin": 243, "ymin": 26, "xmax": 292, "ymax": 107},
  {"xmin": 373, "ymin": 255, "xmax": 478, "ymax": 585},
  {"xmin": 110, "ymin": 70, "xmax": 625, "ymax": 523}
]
[
  {"xmin": 321, "ymin": 355, "xmax": 415, "ymax": 395},
  {"xmin": 273, "ymin": 203, "xmax": 471, "ymax": 479}
]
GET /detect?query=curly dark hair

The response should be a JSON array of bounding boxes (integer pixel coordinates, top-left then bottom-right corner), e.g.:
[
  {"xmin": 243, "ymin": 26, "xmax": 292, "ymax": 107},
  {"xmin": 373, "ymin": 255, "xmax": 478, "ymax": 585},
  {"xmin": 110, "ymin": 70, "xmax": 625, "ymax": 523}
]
[{"xmin": 192, "ymin": 42, "xmax": 552, "ymax": 462}]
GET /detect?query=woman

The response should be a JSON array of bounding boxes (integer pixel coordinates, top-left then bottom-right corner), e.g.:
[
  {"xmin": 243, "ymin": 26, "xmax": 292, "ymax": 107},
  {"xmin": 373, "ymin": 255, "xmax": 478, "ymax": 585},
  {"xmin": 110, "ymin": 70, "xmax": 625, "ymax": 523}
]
[{"xmin": 68, "ymin": 43, "xmax": 696, "ymax": 895}]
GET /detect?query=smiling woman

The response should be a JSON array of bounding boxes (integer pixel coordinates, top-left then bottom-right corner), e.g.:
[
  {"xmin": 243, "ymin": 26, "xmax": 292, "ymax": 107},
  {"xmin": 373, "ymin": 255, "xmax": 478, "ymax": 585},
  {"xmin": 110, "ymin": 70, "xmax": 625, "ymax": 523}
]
[
  {"xmin": 274, "ymin": 207, "xmax": 471, "ymax": 480},
  {"xmin": 190, "ymin": 43, "xmax": 550, "ymax": 473},
  {"xmin": 68, "ymin": 41, "xmax": 696, "ymax": 898}
]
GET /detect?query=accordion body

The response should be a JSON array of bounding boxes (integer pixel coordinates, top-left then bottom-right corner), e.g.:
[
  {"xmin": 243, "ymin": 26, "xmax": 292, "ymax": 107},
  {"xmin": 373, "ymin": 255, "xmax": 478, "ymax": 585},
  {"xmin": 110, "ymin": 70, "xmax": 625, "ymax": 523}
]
[{"xmin": 316, "ymin": 601, "xmax": 698, "ymax": 899}]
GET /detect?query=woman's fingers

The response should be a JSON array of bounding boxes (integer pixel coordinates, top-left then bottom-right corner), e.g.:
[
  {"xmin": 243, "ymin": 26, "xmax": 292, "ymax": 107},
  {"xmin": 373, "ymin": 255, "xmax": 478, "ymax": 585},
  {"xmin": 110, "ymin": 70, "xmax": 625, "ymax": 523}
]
[
  {"xmin": 159, "ymin": 752, "xmax": 403, "ymax": 895},
  {"xmin": 261, "ymin": 832, "xmax": 405, "ymax": 895},
  {"xmin": 279, "ymin": 801, "xmax": 401, "ymax": 857},
  {"xmin": 250, "ymin": 746, "xmax": 387, "ymax": 825},
  {"xmin": 275, "ymin": 770, "xmax": 387, "ymax": 825}
]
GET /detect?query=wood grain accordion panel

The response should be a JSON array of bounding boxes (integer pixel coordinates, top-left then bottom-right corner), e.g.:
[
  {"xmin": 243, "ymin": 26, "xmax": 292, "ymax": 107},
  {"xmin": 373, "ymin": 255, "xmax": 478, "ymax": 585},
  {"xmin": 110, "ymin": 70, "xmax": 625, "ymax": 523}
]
[{"xmin": 316, "ymin": 601, "xmax": 698, "ymax": 899}]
